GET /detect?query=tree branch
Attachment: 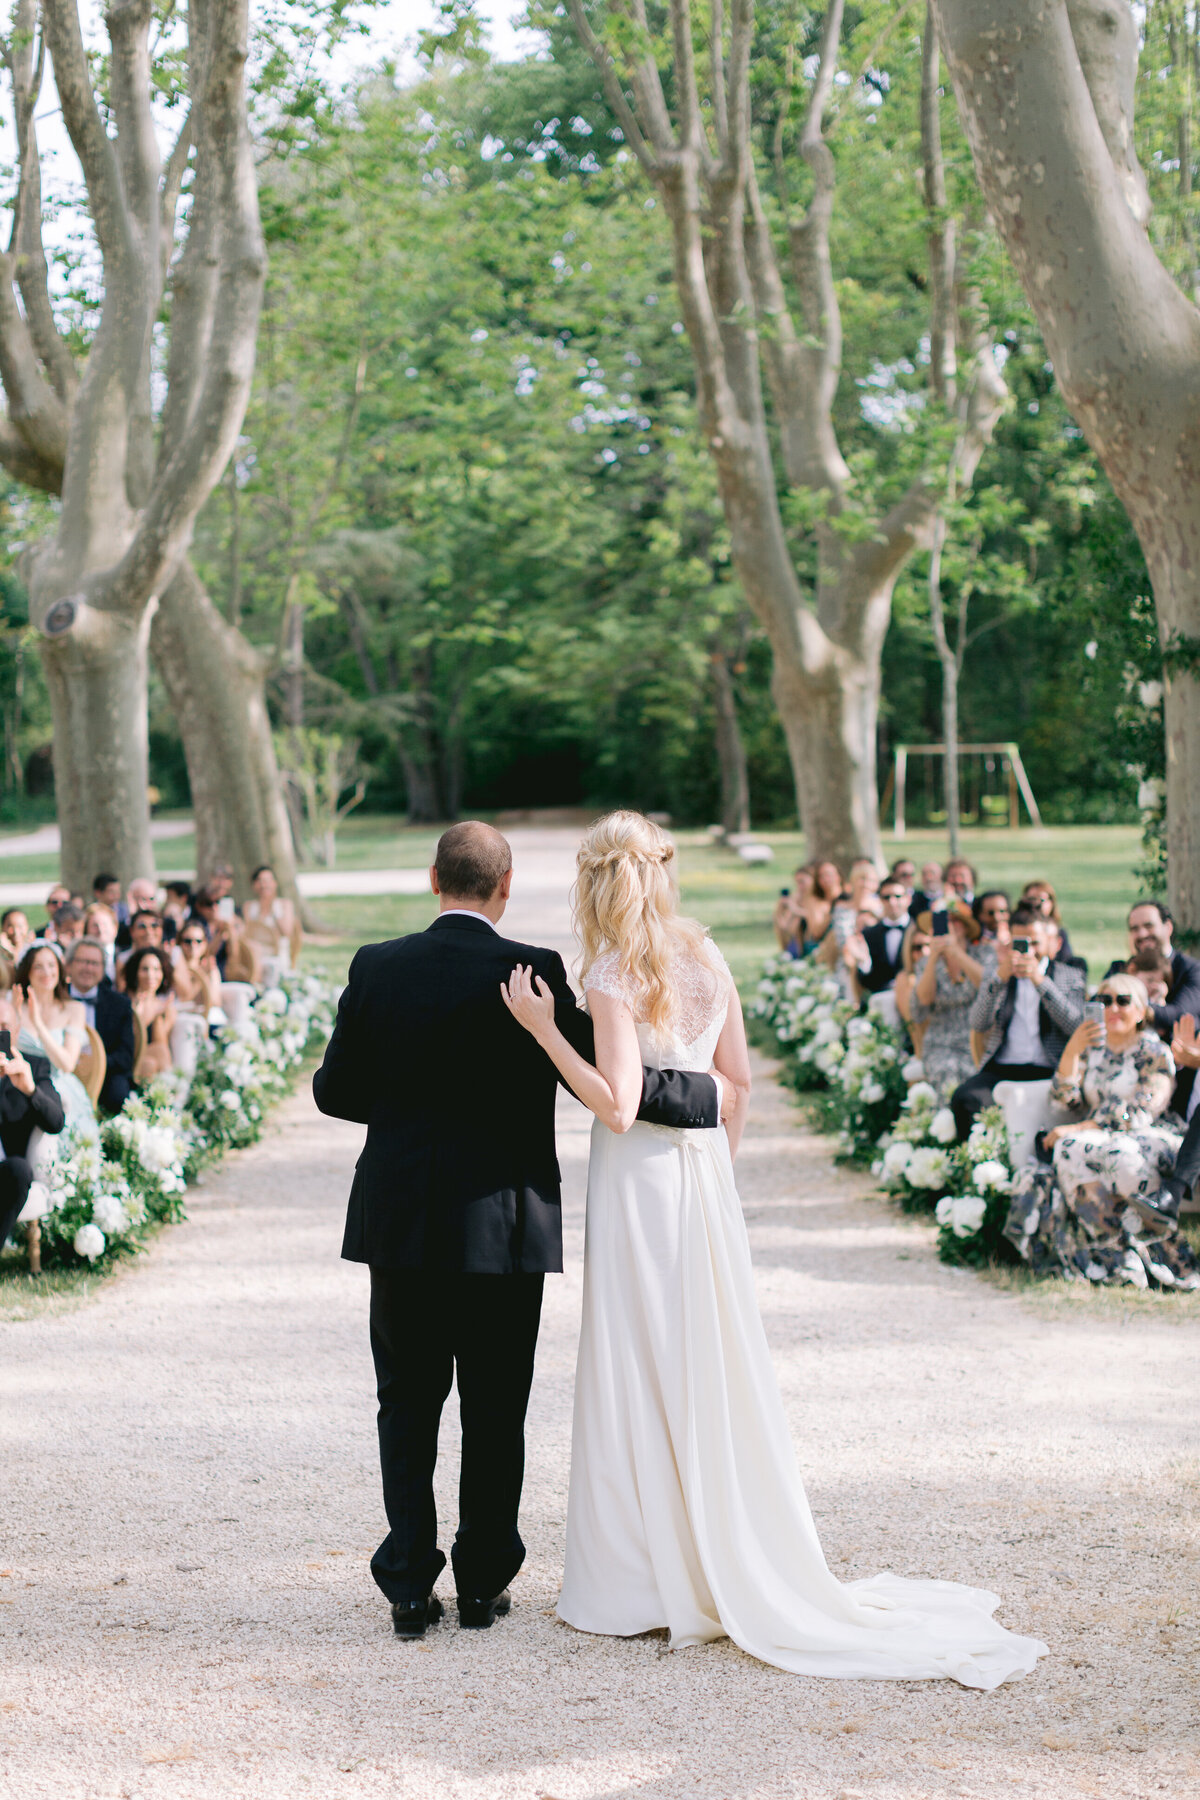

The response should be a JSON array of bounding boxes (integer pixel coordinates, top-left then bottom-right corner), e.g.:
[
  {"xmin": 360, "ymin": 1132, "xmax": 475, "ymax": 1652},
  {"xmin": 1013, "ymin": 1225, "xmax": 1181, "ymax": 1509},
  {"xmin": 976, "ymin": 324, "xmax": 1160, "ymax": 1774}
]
[
  {"xmin": 563, "ymin": 0, "xmax": 657, "ymax": 171},
  {"xmin": 41, "ymin": 0, "xmax": 135, "ymax": 271},
  {"xmin": 921, "ymin": 3, "xmax": 956, "ymax": 405},
  {"xmin": 109, "ymin": 0, "xmax": 265, "ymax": 610},
  {"xmin": 710, "ymin": 0, "xmax": 728, "ymax": 150},
  {"xmin": 107, "ymin": 0, "xmax": 161, "ymax": 237},
  {"xmin": 0, "ymin": 417, "xmax": 63, "ymax": 493}
]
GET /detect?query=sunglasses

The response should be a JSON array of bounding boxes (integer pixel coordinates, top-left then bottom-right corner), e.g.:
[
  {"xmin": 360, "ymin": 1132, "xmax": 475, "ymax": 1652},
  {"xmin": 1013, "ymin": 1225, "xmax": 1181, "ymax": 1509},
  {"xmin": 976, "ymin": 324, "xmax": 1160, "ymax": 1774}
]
[{"xmin": 1101, "ymin": 993, "xmax": 1136, "ymax": 1008}]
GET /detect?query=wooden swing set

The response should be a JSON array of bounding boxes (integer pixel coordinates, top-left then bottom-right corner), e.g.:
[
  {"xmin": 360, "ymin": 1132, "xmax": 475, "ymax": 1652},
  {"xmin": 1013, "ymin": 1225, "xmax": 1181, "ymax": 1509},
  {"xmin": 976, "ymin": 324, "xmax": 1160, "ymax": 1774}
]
[{"xmin": 889, "ymin": 742, "xmax": 1042, "ymax": 837}]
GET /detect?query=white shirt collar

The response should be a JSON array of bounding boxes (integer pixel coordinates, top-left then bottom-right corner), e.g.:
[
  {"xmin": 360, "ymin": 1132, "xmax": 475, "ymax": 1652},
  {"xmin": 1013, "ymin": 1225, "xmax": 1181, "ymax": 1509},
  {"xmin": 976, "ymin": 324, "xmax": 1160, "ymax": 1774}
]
[{"xmin": 440, "ymin": 908, "xmax": 497, "ymax": 932}]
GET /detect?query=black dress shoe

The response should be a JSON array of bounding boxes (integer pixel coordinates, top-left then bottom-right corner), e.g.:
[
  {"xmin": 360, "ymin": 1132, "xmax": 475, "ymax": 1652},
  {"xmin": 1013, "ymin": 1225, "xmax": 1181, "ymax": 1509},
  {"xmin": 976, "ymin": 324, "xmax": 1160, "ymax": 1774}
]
[
  {"xmin": 390, "ymin": 1595, "xmax": 444, "ymax": 1639},
  {"xmin": 456, "ymin": 1588, "xmax": 512, "ymax": 1629}
]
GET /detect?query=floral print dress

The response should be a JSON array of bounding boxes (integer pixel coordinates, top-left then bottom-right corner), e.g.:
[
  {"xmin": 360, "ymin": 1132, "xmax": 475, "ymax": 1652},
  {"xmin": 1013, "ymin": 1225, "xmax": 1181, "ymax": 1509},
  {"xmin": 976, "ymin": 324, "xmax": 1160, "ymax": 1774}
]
[{"xmin": 1004, "ymin": 1031, "xmax": 1200, "ymax": 1289}]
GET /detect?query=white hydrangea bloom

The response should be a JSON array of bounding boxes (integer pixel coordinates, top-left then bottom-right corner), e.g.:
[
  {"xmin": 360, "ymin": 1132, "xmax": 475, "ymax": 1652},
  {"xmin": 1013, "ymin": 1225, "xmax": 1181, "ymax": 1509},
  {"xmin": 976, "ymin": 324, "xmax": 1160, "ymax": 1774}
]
[
  {"xmin": 902, "ymin": 1057, "xmax": 925, "ymax": 1083},
  {"xmin": 73, "ymin": 1223, "xmax": 106, "ymax": 1261},
  {"xmin": 906, "ymin": 1145, "xmax": 951, "ymax": 1190},
  {"xmin": 881, "ymin": 1141, "xmax": 913, "ymax": 1177},
  {"xmin": 971, "ymin": 1159, "xmax": 1011, "ymax": 1193},
  {"xmin": 949, "ymin": 1195, "xmax": 987, "ymax": 1237},
  {"xmin": 904, "ymin": 1082, "xmax": 938, "ymax": 1109},
  {"xmin": 930, "ymin": 1108, "xmax": 958, "ymax": 1144},
  {"xmin": 862, "ymin": 1080, "xmax": 886, "ymax": 1105},
  {"xmin": 91, "ymin": 1193, "xmax": 129, "ymax": 1235}
]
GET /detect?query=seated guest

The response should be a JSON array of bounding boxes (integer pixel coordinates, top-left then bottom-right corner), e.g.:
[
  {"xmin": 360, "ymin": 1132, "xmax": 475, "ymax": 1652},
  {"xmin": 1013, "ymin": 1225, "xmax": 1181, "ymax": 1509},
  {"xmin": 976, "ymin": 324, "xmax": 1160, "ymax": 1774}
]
[
  {"xmin": 42, "ymin": 884, "xmax": 70, "ymax": 932},
  {"xmin": 1103, "ymin": 900, "xmax": 1200, "ymax": 1038},
  {"xmin": 49, "ymin": 902, "xmax": 84, "ymax": 950},
  {"xmin": 915, "ymin": 860, "xmax": 945, "ymax": 915},
  {"xmin": 831, "ymin": 908, "xmax": 884, "ymax": 1002},
  {"xmin": 189, "ymin": 886, "xmax": 260, "ymax": 984},
  {"xmin": 856, "ymin": 878, "xmax": 912, "ymax": 993},
  {"xmin": 0, "ymin": 992, "xmax": 66, "ymax": 1249},
  {"xmin": 115, "ymin": 908, "xmax": 166, "ymax": 976},
  {"xmin": 889, "ymin": 857, "xmax": 917, "ymax": 899},
  {"xmin": 13, "ymin": 942, "xmax": 96, "ymax": 1134},
  {"xmin": 951, "ymin": 908, "xmax": 1086, "ymax": 1139},
  {"xmin": 162, "ymin": 881, "xmax": 193, "ymax": 937},
  {"xmin": 943, "ymin": 858, "xmax": 977, "ymax": 907},
  {"xmin": 117, "ymin": 877, "xmax": 165, "ymax": 950},
  {"xmin": 83, "ymin": 902, "xmax": 120, "ymax": 978},
  {"xmin": 206, "ymin": 860, "xmax": 239, "ymax": 920},
  {"xmin": 972, "ymin": 890, "xmax": 1011, "ymax": 945},
  {"xmin": 1019, "ymin": 879, "xmax": 1079, "ymax": 964},
  {"xmin": 895, "ymin": 919, "xmax": 934, "ymax": 1052},
  {"xmin": 173, "ymin": 921, "xmax": 223, "ymax": 1016},
  {"xmin": 773, "ymin": 864, "xmax": 815, "ymax": 955},
  {"xmin": 0, "ymin": 908, "xmax": 29, "ymax": 985},
  {"xmin": 64, "ymin": 938, "xmax": 135, "ymax": 1115},
  {"xmin": 1004, "ymin": 976, "xmax": 1199, "ymax": 1289},
  {"xmin": 92, "ymin": 872, "xmax": 127, "ymax": 927},
  {"xmin": 846, "ymin": 856, "xmax": 882, "ymax": 920},
  {"xmin": 909, "ymin": 904, "xmax": 985, "ymax": 1097},
  {"xmin": 1128, "ymin": 946, "xmax": 1173, "ymax": 1007},
  {"xmin": 124, "ymin": 947, "xmax": 177, "ymax": 1084}
]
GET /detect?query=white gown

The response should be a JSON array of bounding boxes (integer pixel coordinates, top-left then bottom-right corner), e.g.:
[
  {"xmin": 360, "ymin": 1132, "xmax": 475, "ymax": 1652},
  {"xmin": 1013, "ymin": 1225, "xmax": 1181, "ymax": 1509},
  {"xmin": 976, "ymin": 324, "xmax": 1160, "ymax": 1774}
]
[{"xmin": 557, "ymin": 939, "xmax": 1048, "ymax": 1689}]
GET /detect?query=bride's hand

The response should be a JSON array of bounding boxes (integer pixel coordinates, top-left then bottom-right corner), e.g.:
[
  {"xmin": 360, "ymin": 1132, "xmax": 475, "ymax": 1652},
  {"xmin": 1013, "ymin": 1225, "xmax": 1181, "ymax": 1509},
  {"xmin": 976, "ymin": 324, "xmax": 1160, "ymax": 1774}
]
[{"xmin": 501, "ymin": 965, "xmax": 556, "ymax": 1042}]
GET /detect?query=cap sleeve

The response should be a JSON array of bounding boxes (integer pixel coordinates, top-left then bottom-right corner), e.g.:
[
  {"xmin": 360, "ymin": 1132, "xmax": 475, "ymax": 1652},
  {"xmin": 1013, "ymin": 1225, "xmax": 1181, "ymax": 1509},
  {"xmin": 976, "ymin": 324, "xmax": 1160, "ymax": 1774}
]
[{"xmin": 582, "ymin": 950, "xmax": 638, "ymax": 1008}]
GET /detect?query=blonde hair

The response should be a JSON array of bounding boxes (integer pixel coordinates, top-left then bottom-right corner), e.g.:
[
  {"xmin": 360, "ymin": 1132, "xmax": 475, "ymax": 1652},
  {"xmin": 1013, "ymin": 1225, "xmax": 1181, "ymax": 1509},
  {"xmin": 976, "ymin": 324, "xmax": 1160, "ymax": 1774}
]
[
  {"xmin": 1098, "ymin": 972, "xmax": 1151, "ymax": 1021},
  {"xmin": 574, "ymin": 811, "xmax": 707, "ymax": 1034}
]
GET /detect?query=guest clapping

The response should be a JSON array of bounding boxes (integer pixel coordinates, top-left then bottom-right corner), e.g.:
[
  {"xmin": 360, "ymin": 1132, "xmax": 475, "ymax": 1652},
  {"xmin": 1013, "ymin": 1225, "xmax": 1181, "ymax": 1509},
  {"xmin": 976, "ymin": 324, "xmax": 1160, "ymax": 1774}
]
[{"xmin": 124, "ymin": 947, "xmax": 177, "ymax": 1083}]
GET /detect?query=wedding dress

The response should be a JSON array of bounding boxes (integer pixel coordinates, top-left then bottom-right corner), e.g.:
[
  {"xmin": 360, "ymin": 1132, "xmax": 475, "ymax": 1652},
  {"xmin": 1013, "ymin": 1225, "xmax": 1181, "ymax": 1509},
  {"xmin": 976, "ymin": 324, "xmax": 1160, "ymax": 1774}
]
[{"xmin": 557, "ymin": 937, "xmax": 1047, "ymax": 1689}]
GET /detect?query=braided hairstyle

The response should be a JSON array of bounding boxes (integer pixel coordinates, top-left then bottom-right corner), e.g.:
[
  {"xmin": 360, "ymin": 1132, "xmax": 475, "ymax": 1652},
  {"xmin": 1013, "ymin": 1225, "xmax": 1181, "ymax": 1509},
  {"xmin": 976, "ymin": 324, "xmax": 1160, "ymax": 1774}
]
[{"xmin": 573, "ymin": 811, "xmax": 708, "ymax": 1035}]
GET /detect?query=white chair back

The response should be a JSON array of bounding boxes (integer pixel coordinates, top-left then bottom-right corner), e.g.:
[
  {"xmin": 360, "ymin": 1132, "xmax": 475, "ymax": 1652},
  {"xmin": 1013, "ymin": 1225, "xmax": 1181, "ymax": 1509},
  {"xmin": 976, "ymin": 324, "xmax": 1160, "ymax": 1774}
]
[
  {"xmin": 219, "ymin": 982, "xmax": 256, "ymax": 1030},
  {"xmin": 169, "ymin": 1010, "xmax": 209, "ymax": 1079},
  {"xmin": 992, "ymin": 1078, "xmax": 1072, "ymax": 1169}
]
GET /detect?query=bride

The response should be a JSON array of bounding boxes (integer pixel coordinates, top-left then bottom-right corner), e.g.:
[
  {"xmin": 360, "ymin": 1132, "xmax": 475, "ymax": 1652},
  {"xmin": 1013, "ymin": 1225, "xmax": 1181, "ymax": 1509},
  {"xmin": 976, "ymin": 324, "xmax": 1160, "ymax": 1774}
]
[{"xmin": 501, "ymin": 811, "xmax": 1046, "ymax": 1689}]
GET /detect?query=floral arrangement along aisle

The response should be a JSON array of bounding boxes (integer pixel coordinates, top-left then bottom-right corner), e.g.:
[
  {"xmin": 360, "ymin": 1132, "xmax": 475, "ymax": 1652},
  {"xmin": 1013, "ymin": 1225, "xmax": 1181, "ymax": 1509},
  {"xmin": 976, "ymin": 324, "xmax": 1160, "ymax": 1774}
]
[
  {"xmin": 752, "ymin": 953, "xmax": 1015, "ymax": 1269},
  {"xmin": 9, "ymin": 974, "xmax": 339, "ymax": 1271}
]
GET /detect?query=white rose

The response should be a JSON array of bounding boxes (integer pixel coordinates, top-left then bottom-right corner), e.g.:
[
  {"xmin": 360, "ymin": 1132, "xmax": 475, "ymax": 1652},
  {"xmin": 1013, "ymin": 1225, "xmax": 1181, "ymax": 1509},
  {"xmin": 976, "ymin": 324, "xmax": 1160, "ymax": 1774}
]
[
  {"xmin": 904, "ymin": 1082, "xmax": 938, "ymax": 1109},
  {"xmin": 862, "ymin": 1080, "xmax": 886, "ymax": 1104},
  {"xmin": 1137, "ymin": 777, "xmax": 1165, "ymax": 813},
  {"xmin": 219, "ymin": 1090, "xmax": 241, "ymax": 1111},
  {"xmin": 930, "ymin": 1108, "xmax": 958, "ymax": 1144},
  {"xmin": 1138, "ymin": 679, "xmax": 1163, "ymax": 708},
  {"xmin": 73, "ymin": 1223, "xmax": 106, "ymax": 1261},
  {"xmin": 906, "ymin": 1146, "xmax": 950, "ymax": 1190},
  {"xmin": 814, "ymin": 1018, "xmax": 841, "ymax": 1045},
  {"xmin": 260, "ymin": 987, "xmax": 289, "ymax": 1014},
  {"xmin": 950, "ymin": 1195, "xmax": 987, "ymax": 1237},
  {"xmin": 793, "ymin": 996, "xmax": 815, "ymax": 1017},
  {"xmin": 881, "ymin": 1141, "xmax": 913, "ymax": 1177},
  {"xmin": 902, "ymin": 1057, "xmax": 925, "ymax": 1083},
  {"xmin": 972, "ymin": 1159, "xmax": 1011, "ymax": 1193},
  {"xmin": 935, "ymin": 1196, "xmax": 954, "ymax": 1226},
  {"xmin": 91, "ymin": 1193, "xmax": 129, "ymax": 1235},
  {"xmin": 846, "ymin": 1017, "xmax": 872, "ymax": 1040}
]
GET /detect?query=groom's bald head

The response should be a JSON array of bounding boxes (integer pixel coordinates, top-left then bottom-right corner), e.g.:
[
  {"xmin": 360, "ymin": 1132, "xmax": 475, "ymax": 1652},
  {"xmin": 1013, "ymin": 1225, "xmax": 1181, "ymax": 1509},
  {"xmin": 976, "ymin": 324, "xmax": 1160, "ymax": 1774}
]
[{"xmin": 433, "ymin": 821, "xmax": 513, "ymax": 904}]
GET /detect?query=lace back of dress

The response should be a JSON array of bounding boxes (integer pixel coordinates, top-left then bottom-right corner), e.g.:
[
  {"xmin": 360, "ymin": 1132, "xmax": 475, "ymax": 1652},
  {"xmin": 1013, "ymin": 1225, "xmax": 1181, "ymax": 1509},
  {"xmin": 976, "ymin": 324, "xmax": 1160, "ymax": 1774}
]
[{"xmin": 583, "ymin": 937, "xmax": 731, "ymax": 1064}]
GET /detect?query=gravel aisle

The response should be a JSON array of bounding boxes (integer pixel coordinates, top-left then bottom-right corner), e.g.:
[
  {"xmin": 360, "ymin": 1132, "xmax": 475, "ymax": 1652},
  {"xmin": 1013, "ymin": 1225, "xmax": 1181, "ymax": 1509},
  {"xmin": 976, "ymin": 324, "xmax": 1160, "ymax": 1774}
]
[{"xmin": 3, "ymin": 843, "xmax": 1199, "ymax": 1799}]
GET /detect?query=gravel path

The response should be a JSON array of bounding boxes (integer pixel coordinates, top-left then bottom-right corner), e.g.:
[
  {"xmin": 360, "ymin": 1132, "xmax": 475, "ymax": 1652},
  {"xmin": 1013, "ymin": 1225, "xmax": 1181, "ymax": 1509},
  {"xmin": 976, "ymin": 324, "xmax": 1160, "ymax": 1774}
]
[{"xmin": 3, "ymin": 838, "xmax": 1199, "ymax": 1800}]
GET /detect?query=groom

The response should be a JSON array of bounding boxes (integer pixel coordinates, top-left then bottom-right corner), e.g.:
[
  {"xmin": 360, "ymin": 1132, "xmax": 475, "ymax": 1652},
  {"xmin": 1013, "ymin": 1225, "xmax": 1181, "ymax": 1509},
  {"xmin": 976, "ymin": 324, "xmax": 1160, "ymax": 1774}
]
[{"xmin": 313, "ymin": 821, "xmax": 724, "ymax": 1638}]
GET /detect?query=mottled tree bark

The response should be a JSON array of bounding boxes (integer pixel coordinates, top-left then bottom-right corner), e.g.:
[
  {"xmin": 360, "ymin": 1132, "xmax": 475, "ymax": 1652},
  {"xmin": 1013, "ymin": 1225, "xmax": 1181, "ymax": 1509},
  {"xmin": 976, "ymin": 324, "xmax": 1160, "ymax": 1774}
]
[{"xmin": 935, "ymin": 0, "xmax": 1200, "ymax": 924}]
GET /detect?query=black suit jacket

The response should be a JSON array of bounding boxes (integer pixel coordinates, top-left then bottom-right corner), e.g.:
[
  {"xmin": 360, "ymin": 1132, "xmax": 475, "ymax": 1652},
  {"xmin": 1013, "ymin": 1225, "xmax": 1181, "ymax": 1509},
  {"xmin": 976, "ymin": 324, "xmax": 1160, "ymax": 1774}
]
[
  {"xmin": 313, "ymin": 915, "xmax": 721, "ymax": 1275},
  {"xmin": 72, "ymin": 980, "xmax": 135, "ymax": 1113},
  {"xmin": 0, "ymin": 1051, "xmax": 65, "ymax": 1157},
  {"xmin": 859, "ymin": 919, "xmax": 908, "ymax": 994}
]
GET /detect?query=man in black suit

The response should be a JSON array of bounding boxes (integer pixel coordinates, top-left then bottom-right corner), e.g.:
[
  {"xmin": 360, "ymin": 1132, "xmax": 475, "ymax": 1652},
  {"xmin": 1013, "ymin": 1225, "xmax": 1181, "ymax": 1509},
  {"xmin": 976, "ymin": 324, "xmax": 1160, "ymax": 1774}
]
[
  {"xmin": 313, "ymin": 821, "xmax": 725, "ymax": 1640},
  {"xmin": 0, "ymin": 994, "xmax": 66, "ymax": 1246},
  {"xmin": 1103, "ymin": 901, "xmax": 1200, "ymax": 1038},
  {"xmin": 64, "ymin": 939, "xmax": 135, "ymax": 1114},
  {"xmin": 855, "ymin": 878, "xmax": 910, "ymax": 994}
]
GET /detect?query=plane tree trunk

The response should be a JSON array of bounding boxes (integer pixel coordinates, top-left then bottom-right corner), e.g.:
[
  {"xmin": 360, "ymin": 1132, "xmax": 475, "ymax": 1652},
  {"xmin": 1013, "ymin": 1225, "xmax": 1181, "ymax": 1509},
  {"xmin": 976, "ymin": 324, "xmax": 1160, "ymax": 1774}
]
[
  {"xmin": 0, "ymin": 0, "xmax": 268, "ymax": 890},
  {"xmin": 934, "ymin": 0, "xmax": 1200, "ymax": 924}
]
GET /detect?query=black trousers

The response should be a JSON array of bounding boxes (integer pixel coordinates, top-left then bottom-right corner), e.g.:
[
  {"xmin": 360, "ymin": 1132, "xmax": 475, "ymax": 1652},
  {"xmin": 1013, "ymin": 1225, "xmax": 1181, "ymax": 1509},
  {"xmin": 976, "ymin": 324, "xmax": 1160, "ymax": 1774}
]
[
  {"xmin": 951, "ymin": 1060, "xmax": 1055, "ymax": 1142},
  {"xmin": 367, "ymin": 1267, "xmax": 544, "ymax": 1605},
  {"xmin": 0, "ymin": 1156, "xmax": 34, "ymax": 1248}
]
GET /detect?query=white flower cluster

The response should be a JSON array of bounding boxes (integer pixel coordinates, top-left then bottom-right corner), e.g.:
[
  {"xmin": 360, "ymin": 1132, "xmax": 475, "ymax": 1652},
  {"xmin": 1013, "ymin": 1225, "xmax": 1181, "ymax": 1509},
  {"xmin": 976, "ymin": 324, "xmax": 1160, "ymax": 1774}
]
[{"xmin": 13, "ymin": 971, "xmax": 340, "ymax": 1268}]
